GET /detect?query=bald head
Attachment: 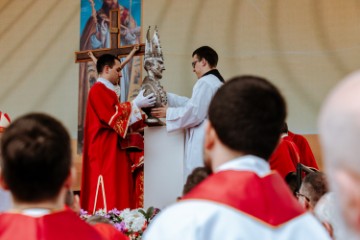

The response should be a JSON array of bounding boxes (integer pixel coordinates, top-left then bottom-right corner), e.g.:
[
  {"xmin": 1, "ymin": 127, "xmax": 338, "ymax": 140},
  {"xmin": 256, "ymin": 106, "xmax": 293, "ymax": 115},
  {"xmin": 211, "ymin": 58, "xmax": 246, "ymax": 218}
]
[
  {"xmin": 319, "ymin": 70, "xmax": 360, "ymax": 172},
  {"xmin": 319, "ymin": 70, "xmax": 360, "ymax": 234}
]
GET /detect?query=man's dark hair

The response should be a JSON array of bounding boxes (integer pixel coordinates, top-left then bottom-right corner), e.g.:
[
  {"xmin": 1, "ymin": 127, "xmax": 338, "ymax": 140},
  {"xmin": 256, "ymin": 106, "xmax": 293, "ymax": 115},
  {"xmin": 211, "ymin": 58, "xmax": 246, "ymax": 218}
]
[
  {"xmin": 0, "ymin": 113, "xmax": 72, "ymax": 202},
  {"xmin": 183, "ymin": 167, "xmax": 212, "ymax": 195},
  {"xmin": 208, "ymin": 75, "xmax": 287, "ymax": 160},
  {"xmin": 192, "ymin": 46, "xmax": 218, "ymax": 68},
  {"xmin": 300, "ymin": 172, "xmax": 328, "ymax": 208},
  {"xmin": 96, "ymin": 54, "xmax": 120, "ymax": 73}
]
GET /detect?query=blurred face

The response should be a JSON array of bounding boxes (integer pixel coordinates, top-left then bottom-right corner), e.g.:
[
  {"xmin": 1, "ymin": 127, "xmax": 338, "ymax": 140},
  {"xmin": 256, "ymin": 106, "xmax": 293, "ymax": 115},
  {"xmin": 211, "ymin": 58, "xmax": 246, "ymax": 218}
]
[
  {"xmin": 333, "ymin": 169, "xmax": 360, "ymax": 233},
  {"xmin": 150, "ymin": 58, "xmax": 165, "ymax": 79},
  {"xmin": 192, "ymin": 55, "xmax": 202, "ymax": 79},
  {"xmin": 105, "ymin": 0, "xmax": 118, "ymax": 9},
  {"xmin": 107, "ymin": 59, "xmax": 122, "ymax": 85}
]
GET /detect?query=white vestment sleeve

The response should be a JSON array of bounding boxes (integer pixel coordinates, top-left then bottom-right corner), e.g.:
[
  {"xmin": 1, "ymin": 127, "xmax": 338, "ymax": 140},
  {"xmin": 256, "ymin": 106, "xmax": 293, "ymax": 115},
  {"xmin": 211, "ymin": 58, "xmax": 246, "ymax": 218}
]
[
  {"xmin": 166, "ymin": 80, "xmax": 215, "ymax": 132},
  {"xmin": 167, "ymin": 92, "xmax": 189, "ymax": 107},
  {"xmin": 129, "ymin": 102, "xmax": 143, "ymax": 125}
]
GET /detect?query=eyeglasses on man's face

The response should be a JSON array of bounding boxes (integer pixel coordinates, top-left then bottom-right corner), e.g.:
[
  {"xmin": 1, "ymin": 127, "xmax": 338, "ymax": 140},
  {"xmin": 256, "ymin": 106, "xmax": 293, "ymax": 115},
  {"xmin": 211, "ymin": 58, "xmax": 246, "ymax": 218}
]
[
  {"xmin": 191, "ymin": 60, "xmax": 199, "ymax": 68},
  {"xmin": 296, "ymin": 192, "xmax": 310, "ymax": 202}
]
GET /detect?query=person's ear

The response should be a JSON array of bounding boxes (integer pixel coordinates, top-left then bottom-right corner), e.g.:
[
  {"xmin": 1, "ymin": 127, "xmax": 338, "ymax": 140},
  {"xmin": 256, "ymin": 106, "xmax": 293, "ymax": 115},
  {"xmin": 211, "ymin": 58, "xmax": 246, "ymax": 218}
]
[
  {"xmin": 204, "ymin": 121, "xmax": 216, "ymax": 151},
  {"xmin": 298, "ymin": 195, "xmax": 308, "ymax": 210},
  {"xmin": 304, "ymin": 199, "xmax": 311, "ymax": 211},
  {"xmin": 104, "ymin": 65, "xmax": 110, "ymax": 74},
  {"xmin": 200, "ymin": 58, "xmax": 207, "ymax": 67},
  {"xmin": 0, "ymin": 168, "xmax": 9, "ymax": 190},
  {"xmin": 64, "ymin": 166, "xmax": 76, "ymax": 189}
]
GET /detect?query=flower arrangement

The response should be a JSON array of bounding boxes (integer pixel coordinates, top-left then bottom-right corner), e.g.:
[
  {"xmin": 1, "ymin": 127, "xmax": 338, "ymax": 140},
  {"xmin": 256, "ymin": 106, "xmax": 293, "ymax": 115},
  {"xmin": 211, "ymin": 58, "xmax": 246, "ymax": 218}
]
[{"xmin": 80, "ymin": 207, "xmax": 160, "ymax": 240}]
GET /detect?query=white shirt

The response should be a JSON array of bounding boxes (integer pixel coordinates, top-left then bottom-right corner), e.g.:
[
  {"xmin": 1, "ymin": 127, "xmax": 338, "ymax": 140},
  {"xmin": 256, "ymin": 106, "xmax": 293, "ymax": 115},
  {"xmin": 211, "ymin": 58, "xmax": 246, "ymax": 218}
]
[
  {"xmin": 144, "ymin": 155, "xmax": 331, "ymax": 240},
  {"xmin": 166, "ymin": 74, "xmax": 223, "ymax": 181}
]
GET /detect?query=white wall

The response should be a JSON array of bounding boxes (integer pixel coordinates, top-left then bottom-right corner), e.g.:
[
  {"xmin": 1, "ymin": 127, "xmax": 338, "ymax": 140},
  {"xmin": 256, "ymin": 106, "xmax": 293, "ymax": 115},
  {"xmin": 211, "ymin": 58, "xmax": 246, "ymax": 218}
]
[
  {"xmin": 0, "ymin": 0, "xmax": 80, "ymax": 136},
  {"xmin": 1, "ymin": 0, "xmax": 360, "ymax": 137},
  {"xmin": 144, "ymin": 0, "xmax": 360, "ymax": 133}
]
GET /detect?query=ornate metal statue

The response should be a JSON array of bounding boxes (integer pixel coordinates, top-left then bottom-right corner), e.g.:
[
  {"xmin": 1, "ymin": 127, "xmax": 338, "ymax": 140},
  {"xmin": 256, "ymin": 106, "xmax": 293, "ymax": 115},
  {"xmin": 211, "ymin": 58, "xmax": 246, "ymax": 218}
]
[{"xmin": 141, "ymin": 26, "xmax": 167, "ymax": 126}]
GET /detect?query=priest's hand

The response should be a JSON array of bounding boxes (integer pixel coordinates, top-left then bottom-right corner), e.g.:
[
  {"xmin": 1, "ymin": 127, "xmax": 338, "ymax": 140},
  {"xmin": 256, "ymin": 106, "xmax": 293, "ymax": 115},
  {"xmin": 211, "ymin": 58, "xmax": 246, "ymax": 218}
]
[
  {"xmin": 133, "ymin": 89, "xmax": 156, "ymax": 108},
  {"xmin": 151, "ymin": 104, "xmax": 168, "ymax": 118}
]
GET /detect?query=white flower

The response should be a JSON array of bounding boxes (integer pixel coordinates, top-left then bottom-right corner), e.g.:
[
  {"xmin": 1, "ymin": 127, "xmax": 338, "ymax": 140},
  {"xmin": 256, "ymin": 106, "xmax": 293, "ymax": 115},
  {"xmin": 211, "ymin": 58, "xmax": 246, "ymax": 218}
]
[
  {"xmin": 121, "ymin": 209, "xmax": 147, "ymax": 232},
  {"xmin": 119, "ymin": 208, "xmax": 131, "ymax": 219},
  {"xmin": 131, "ymin": 215, "xmax": 146, "ymax": 232},
  {"xmin": 96, "ymin": 209, "xmax": 107, "ymax": 216}
]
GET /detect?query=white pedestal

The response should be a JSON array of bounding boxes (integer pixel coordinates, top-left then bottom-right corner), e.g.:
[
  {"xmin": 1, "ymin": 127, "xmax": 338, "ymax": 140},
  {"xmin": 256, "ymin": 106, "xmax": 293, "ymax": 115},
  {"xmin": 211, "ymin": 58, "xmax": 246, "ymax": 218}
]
[{"xmin": 144, "ymin": 126, "xmax": 184, "ymax": 209}]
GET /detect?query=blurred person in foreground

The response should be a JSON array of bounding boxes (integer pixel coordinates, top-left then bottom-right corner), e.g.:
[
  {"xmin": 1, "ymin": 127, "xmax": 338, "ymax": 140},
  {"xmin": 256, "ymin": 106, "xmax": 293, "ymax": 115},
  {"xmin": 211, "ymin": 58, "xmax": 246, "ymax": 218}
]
[
  {"xmin": 0, "ymin": 113, "xmax": 102, "ymax": 240},
  {"xmin": 319, "ymin": 70, "xmax": 360, "ymax": 238}
]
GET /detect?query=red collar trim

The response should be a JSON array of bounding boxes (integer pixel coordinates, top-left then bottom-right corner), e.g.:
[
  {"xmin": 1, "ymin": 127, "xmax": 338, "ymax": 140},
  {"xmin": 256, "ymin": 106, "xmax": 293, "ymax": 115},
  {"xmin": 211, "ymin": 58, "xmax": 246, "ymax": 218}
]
[{"xmin": 182, "ymin": 170, "xmax": 305, "ymax": 227}]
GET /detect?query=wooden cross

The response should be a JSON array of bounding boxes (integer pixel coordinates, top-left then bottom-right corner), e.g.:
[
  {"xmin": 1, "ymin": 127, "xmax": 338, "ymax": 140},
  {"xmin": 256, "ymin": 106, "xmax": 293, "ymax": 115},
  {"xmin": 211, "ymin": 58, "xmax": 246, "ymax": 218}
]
[{"xmin": 75, "ymin": 9, "xmax": 144, "ymax": 63}]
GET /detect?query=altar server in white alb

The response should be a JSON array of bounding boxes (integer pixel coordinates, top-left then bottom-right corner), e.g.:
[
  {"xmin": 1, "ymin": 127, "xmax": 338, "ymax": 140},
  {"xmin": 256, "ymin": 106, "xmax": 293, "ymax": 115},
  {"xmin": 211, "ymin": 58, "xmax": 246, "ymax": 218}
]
[
  {"xmin": 151, "ymin": 46, "xmax": 224, "ymax": 181},
  {"xmin": 144, "ymin": 76, "xmax": 331, "ymax": 240}
]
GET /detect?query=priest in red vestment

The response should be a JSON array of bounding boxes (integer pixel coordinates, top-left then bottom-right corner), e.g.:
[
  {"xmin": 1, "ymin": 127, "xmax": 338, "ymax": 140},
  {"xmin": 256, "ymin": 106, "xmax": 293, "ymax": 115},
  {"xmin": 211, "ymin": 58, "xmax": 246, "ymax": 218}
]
[
  {"xmin": 287, "ymin": 130, "xmax": 319, "ymax": 169},
  {"xmin": 144, "ymin": 76, "xmax": 330, "ymax": 240},
  {"xmin": 81, "ymin": 54, "xmax": 155, "ymax": 213},
  {"xmin": 0, "ymin": 113, "xmax": 104, "ymax": 240},
  {"xmin": 269, "ymin": 137, "xmax": 300, "ymax": 178}
]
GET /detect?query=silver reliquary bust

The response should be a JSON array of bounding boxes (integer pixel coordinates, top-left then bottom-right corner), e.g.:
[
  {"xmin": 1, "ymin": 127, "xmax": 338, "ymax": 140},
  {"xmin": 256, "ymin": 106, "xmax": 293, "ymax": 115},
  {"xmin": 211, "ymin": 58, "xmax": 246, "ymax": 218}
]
[{"xmin": 141, "ymin": 26, "xmax": 167, "ymax": 126}]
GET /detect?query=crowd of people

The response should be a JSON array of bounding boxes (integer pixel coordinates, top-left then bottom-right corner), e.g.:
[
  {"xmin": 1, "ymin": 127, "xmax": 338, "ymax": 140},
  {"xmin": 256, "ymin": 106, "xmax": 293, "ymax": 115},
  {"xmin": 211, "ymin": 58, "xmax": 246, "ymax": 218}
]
[{"xmin": 2, "ymin": 45, "xmax": 360, "ymax": 239}]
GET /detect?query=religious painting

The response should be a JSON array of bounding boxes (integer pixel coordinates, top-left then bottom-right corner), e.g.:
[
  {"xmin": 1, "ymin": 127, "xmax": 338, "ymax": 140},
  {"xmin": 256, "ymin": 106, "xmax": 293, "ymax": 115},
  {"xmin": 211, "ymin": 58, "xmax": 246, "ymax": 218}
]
[{"xmin": 78, "ymin": 0, "xmax": 142, "ymax": 152}]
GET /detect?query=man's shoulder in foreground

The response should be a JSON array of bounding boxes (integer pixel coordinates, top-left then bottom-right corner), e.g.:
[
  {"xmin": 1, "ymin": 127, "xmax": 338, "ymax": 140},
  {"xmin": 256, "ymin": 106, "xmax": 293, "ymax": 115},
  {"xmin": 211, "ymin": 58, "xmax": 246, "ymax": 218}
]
[
  {"xmin": 144, "ymin": 199, "xmax": 330, "ymax": 240},
  {"xmin": 144, "ymin": 169, "xmax": 331, "ymax": 240},
  {"xmin": 0, "ymin": 209, "xmax": 102, "ymax": 240}
]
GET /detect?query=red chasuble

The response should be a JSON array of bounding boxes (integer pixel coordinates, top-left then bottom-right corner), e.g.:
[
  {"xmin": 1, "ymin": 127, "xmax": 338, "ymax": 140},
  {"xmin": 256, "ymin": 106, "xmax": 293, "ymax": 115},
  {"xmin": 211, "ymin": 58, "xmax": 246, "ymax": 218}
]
[
  {"xmin": 183, "ymin": 170, "xmax": 305, "ymax": 227},
  {"xmin": 287, "ymin": 131, "xmax": 319, "ymax": 169},
  {"xmin": 128, "ymin": 151, "xmax": 144, "ymax": 208},
  {"xmin": 81, "ymin": 82, "xmax": 134, "ymax": 212},
  {"xmin": 269, "ymin": 138, "xmax": 300, "ymax": 178},
  {"xmin": 0, "ymin": 209, "xmax": 102, "ymax": 240},
  {"xmin": 93, "ymin": 223, "xmax": 129, "ymax": 240}
]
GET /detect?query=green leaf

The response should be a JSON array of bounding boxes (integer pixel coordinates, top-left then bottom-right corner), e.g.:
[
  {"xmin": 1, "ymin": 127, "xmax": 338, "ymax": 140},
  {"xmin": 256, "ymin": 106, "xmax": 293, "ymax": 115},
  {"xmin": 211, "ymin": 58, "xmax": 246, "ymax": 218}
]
[
  {"xmin": 146, "ymin": 207, "xmax": 155, "ymax": 219},
  {"xmin": 138, "ymin": 209, "xmax": 147, "ymax": 217}
]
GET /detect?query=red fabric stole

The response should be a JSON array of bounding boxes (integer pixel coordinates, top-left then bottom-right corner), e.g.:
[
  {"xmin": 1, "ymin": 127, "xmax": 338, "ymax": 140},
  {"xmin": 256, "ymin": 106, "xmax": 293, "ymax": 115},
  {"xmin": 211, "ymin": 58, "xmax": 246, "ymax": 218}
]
[
  {"xmin": 0, "ymin": 209, "xmax": 102, "ymax": 240},
  {"xmin": 93, "ymin": 223, "xmax": 129, "ymax": 240},
  {"xmin": 287, "ymin": 131, "xmax": 319, "ymax": 169},
  {"xmin": 269, "ymin": 138, "xmax": 300, "ymax": 178},
  {"xmin": 182, "ymin": 170, "xmax": 305, "ymax": 227}
]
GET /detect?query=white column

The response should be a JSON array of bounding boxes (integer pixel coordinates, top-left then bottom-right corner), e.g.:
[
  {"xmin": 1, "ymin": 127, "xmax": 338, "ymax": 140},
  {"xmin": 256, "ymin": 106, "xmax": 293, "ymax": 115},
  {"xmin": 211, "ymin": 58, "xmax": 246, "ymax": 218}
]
[{"xmin": 144, "ymin": 126, "xmax": 184, "ymax": 209}]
